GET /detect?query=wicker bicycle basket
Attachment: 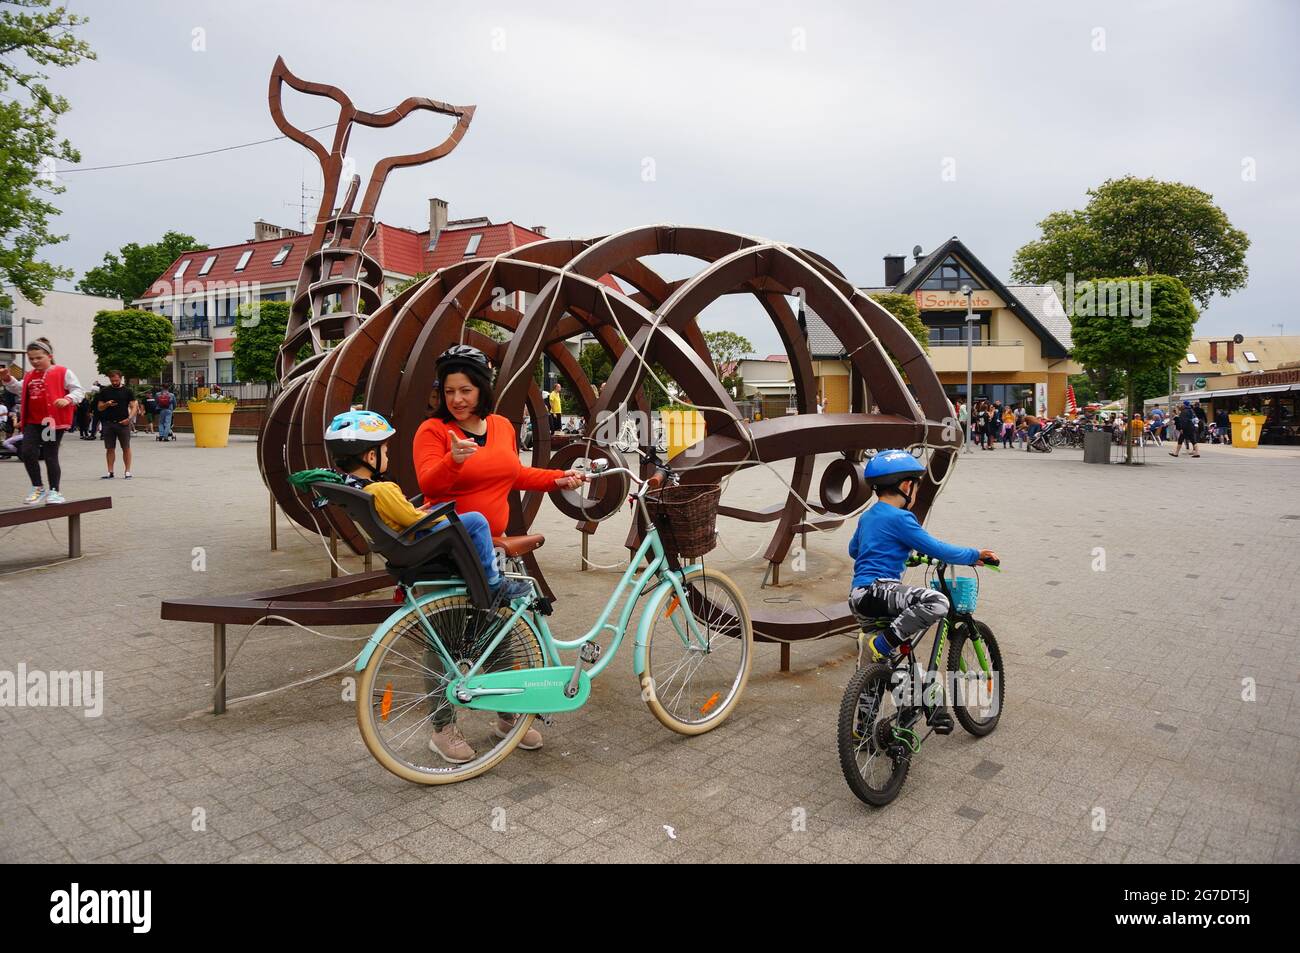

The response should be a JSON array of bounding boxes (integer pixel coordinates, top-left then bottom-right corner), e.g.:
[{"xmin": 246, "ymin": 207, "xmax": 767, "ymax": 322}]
[{"xmin": 644, "ymin": 484, "xmax": 721, "ymax": 558}]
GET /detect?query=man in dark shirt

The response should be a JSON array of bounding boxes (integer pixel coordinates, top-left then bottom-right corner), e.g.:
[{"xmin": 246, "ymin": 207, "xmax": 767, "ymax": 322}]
[{"xmin": 96, "ymin": 370, "xmax": 137, "ymax": 479}]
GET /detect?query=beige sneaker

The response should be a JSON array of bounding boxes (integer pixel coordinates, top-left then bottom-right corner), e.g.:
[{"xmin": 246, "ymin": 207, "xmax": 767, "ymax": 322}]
[
  {"xmin": 428, "ymin": 724, "xmax": 476, "ymax": 764},
  {"xmin": 493, "ymin": 715, "xmax": 543, "ymax": 750}
]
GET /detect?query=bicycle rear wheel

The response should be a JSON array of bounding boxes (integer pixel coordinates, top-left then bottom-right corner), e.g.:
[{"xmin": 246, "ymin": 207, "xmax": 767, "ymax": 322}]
[
  {"xmin": 837, "ymin": 663, "xmax": 911, "ymax": 806},
  {"xmin": 947, "ymin": 619, "xmax": 1004, "ymax": 736},
  {"xmin": 357, "ymin": 595, "xmax": 545, "ymax": 785},
  {"xmin": 641, "ymin": 568, "xmax": 752, "ymax": 735}
]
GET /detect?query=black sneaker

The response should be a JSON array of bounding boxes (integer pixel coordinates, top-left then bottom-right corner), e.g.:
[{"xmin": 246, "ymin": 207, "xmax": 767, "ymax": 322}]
[{"xmin": 100, "ymin": 473, "xmax": 114, "ymax": 480}]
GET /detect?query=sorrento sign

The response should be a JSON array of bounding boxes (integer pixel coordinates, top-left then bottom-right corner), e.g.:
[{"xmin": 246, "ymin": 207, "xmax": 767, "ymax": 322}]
[{"xmin": 914, "ymin": 289, "xmax": 1004, "ymax": 310}]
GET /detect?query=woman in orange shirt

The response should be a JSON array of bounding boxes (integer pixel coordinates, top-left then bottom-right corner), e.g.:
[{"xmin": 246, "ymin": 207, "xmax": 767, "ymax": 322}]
[{"xmin": 411, "ymin": 345, "xmax": 586, "ymax": 763}]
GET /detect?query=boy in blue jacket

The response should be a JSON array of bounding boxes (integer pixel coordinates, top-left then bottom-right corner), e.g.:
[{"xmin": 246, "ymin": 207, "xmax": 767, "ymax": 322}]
[{"xmin": 850, "ymin": 451, "xmax": 997, "ymax": 675}]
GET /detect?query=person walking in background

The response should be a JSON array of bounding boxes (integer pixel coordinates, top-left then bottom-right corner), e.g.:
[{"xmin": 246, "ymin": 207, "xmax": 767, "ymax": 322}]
[
  {"xmin": 156, "ymin": 384, "xmax": 176, "ymax": 441},
  {"xmin": 1170, "ymin": 401, "xmax": 1200, "ymax": 458},
  {"xmin": 548, "ymin": 382, "xmax": 563, "ymax": 434},
  {"xmin": 97, "ymin": 370, "xmax": 137, "ymax": 480},
  {"xmin": 142, "ymin": 389, "xmax": 159, "ymax": 435},
  {"xmin": 1, "ymin": 337, "xmax": 84, "ymax": 505},
  {"xmin": 87, "ymin": 381, "xmax": 104, "ymax": 440}
]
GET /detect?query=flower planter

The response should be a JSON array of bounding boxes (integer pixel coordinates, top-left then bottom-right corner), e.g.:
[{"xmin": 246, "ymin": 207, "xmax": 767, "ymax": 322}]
[
  {"xmin": 662, "ymin": 409, "xmax": 705, "ymax": 460},
  {"xmin": 189, "ymin": 401, "xmax": 236, "ymax": 448},
  {"xmin": 1228, "ymin": 413, "xmax": 1267, "ymax": 449}
]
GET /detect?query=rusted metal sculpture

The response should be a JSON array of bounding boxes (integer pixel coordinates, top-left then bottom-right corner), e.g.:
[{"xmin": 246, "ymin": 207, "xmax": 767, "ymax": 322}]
[{"xmin": 257, "ymin": 64, "xmax": 960, "ymax": 646}]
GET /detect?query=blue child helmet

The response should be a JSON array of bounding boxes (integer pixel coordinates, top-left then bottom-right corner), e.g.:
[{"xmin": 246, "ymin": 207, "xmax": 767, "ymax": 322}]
[
  {"xmin": 324, "ymin": 409, "xmax": 395, "ymax": 457},
  {"xmin": 864, "ymin": 449, "xmax": 927, "ymax": 484}
]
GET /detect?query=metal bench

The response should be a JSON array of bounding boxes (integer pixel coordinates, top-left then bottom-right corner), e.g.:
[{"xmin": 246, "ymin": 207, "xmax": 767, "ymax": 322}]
[{"xmin": 0, "ymin": 496, "xmax": 112, "ymax": 559}]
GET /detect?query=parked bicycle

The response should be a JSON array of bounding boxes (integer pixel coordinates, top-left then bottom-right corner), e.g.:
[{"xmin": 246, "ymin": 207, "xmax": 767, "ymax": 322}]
[
  {"xmin": 304, "ymin": 446, "xmax": 752, "ymax": 785},
  {"xmin": 837, "ymin": 553, "xmax": 1004, "ymax": 807}
]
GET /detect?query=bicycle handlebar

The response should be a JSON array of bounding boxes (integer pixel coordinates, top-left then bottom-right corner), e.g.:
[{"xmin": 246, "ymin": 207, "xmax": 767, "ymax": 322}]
[{"xmin": 906, "ymin": 552, "xmax": 1001, "ymax": 570}]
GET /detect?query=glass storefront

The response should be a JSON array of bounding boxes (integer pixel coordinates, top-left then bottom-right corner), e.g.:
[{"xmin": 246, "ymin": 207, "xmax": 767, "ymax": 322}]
[{"xmin": 943, "ymin": 383, "xmax": 1036, "ymax": 412}]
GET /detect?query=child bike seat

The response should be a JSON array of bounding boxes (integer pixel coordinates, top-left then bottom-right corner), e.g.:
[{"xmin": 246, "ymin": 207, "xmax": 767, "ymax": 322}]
[{"xmin": 309, "ymin": 482, "xmax": 493, "ymax": 608}]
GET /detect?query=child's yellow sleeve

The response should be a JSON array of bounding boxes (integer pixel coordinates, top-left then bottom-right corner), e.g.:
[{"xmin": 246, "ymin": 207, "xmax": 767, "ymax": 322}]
[{"xmin": 364, "ymin": 481, "xmax": 430, "ymax": 533}]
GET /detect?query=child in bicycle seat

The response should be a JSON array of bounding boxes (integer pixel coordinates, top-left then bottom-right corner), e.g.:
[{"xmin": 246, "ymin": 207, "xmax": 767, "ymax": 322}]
[
  {"xmin": 323, "ymin": 410, "xmax": 529, "ymax": 599},
  {"xmin": 849, "ymin": 450, "xmax": 997, "ymax": 674}
]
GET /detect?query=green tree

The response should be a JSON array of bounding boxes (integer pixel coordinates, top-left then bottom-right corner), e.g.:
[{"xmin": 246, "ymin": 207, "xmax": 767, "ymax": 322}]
[
  {"xmin": 702, "ymin": 329, "xmax": 754, "ymax": 397},
  {"xmin": 1012, "ymin": 176, "xmax": 1249, "ymax": 309},
  {"xmin": 868, "ymin": 292, "xmax": 930, "ymax": 353},
  {"xmin": 90, "ymin": 309, "xmax": 173, "ymax": 381},
  {"xmin": 0, "ymin": 1, "xmax": 95, "ymax": 307},
  {"xmin": 1069, "ymin": 275, "xmax": 1197, "ymax": 461},
  {"xmin": 78, "ymin": 231, "xmax": 204, "ymax": 303},
  {"xmin": 231, "ymin": 299, "xmax": 290, "ymax": 383}
]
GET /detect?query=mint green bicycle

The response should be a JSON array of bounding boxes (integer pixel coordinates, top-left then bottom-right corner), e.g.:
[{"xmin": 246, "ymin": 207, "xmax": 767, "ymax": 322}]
[{"xmin": 335, "ymin": 450, "xmax": 753, "ymax": 785}]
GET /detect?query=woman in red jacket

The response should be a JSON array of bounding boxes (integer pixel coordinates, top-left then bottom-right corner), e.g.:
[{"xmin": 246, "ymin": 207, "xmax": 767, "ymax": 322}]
[
  {"xmin": 0, "ymin": 337, "xmax": 84, "ymax": 505},
  {"xmin": 412, "ymin": 345, "xmax": 585, "ymax": 763}
]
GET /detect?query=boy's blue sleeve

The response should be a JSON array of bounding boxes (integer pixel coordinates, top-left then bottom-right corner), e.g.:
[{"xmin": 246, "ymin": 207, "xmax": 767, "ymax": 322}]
[
  {"xmin": 848, "ymin": 518, "xmax": 860, "ymax": 560},
  {"xmin": 897, "ymin": 511, "xmax": 980, "ymax": 566}
]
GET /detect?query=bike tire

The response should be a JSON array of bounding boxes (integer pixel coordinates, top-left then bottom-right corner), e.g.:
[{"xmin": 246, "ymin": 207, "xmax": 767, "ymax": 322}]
[
  {"xmin": 357, "ymin": 595, "xmax": 545, "ymax": 785},
  {"xmin": 641, "ymin": 568, "xmax": 753, "ymax": 735},
  {"xmin": 837, "ymin": 663, "xmax": 910, "ymax": 806},
  {"xmin": 947, "ymin": 619, "xmax": 1004, "ymax": 737}
]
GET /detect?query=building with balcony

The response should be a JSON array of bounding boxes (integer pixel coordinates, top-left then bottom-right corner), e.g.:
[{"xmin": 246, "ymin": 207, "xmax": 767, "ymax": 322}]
[
  {"xmin": 803, "ymin": 236, "xmax": 1080, "ymax": 416},
  {"xmin": 131, "ymin": 199, "xmax": 549, "ymax": 389}
]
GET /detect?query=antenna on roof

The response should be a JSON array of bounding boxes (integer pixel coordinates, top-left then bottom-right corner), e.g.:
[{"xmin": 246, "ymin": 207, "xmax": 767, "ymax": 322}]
[{"xmin": 284, "ymin": 170, "xmax": 323, "ymax": 233}]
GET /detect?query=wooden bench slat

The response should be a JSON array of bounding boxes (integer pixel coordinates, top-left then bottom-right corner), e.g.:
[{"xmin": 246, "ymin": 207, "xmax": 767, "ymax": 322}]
[{"xmin": 0, "ymin": 496, "xmax": 112, "ymax": 527}]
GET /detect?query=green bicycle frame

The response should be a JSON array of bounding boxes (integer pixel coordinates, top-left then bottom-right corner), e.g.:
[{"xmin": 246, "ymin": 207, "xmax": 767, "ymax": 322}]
[{"xmin": 354, "ymin": 516, "xmax": 711, "ymax": 685}]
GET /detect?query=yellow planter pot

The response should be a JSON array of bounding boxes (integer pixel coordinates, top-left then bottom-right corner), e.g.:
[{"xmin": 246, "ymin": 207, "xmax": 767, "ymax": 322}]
[
  {"xmin": 189, "ymin": 401, "xmax": 236, "ymax": 448},
  {"xmin": 662, "ymin": 409, "xmax": 705, "ymax": 460},
  {"xmin": 1228, "ymin": 414, "xmax": 1267, "ymax": 449}
]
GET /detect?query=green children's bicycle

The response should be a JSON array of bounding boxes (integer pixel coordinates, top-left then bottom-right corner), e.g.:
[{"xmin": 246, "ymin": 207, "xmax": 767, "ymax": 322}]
[
  {"xmin": 838, "ymin": 554, "xmax": 1005, "ymax": 806},
  {"xmin": 305, "ymin": 447, "xmax": 753, "ymax": 785}
]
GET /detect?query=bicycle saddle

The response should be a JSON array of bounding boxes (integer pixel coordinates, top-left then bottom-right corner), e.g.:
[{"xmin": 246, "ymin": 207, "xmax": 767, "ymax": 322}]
[{"xmin": 493, "ymin": 534, "xmax": 545, "ymax": 557}]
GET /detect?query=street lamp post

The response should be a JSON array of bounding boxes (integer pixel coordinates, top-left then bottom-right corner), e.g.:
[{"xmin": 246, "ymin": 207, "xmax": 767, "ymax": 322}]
[{"xmin": 961, "ymin": 284, "xmax": 975, "ymax": 452}]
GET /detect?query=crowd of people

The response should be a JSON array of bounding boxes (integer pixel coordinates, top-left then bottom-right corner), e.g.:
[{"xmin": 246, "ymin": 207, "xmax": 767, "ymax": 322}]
[{"xmin": 950, "ymin": 397, "xmax": 1224, "ymax": 455}]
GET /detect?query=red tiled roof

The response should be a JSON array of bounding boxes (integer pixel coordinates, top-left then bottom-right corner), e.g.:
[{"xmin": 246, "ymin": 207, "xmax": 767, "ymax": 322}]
[
  {"xmin": 132, "ymin": 220, "xmax": 636, "ymax": 313},
  {"xmin": 136, "ymin": 219, "xmax": 551, "ymax": 301},
  {"xmin": 763, "ymin": 354, "xmax": 789, "ymax": 362}
]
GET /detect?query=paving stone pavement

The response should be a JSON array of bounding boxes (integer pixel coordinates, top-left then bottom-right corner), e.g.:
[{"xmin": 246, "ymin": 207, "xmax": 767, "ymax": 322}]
[{"xmin": 1, "ymin": 432, "xmax": 1297, "ymax": 863}]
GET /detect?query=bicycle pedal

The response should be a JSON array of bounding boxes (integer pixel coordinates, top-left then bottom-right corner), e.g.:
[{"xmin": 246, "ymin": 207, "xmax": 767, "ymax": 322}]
[{"xmin": 928, "ymin": 711, "xmax": 955, "ymax": 735}]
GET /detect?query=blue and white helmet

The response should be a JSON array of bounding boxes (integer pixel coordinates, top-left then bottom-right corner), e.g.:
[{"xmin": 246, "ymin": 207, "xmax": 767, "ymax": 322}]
[
  {"xmin": 324, "ymin": 410, "xmax": 395, "ymax": 457},
  {"xmin": 864, "ymin": 449, "xmax": 927, "ymax": 486}
]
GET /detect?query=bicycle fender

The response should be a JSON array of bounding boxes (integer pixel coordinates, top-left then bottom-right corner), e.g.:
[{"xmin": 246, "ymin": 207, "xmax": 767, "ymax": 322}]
[{"xmin": 632, "ymin": 564, "xmax": 705, "ymax": 676}]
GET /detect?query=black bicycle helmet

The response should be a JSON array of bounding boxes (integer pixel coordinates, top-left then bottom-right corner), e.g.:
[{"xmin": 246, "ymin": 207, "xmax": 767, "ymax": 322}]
[{"xmin": 436, "ymin": 344, "xmax": 492, "ymax": 377}]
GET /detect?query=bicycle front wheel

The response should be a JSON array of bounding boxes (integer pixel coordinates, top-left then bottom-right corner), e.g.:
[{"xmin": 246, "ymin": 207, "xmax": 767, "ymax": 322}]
[
  {"xmin": 641, "ymin": 568, "xmax": 753, "ymax": 735},
  {"xmin": 947, "ymin": 619, "xmax": 1004, "ymax": 737},
  {"xmin": 357, "ymin": 595, "xmax": 545, "ymax": 785}
]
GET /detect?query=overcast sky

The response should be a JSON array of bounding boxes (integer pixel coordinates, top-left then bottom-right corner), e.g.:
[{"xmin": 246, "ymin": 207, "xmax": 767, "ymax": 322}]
[{"xmin": 40, "ymin": 0, "xmax": 1300, "ymax": 355}]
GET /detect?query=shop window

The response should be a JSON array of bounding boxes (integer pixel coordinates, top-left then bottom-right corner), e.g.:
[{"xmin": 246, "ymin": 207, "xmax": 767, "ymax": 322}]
[{"xmin": 216, "ymin": 359, "xmax": 235, "ymax": 384}]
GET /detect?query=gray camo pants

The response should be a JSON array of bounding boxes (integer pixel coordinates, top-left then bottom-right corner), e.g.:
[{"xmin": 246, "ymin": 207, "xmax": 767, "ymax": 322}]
[{"xmin": 850, "ymin": 579, "xmax": 949, "ymax": 649}]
